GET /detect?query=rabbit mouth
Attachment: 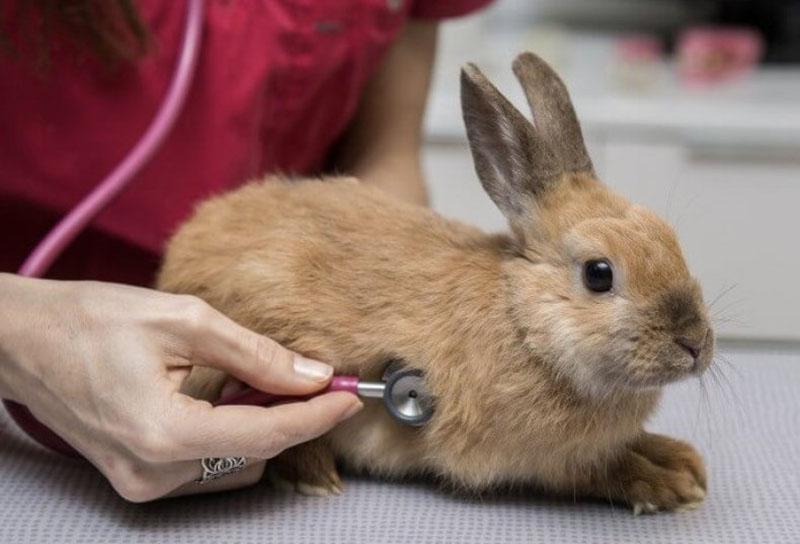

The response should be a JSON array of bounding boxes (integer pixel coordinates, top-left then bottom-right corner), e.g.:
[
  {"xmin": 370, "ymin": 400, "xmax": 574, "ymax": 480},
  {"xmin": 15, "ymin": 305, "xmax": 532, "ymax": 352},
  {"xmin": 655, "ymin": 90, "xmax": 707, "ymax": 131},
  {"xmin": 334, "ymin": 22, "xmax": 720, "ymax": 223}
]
[
  {"xmin": 602, "ymin": 364, "xmax": 691, "ymax": 392},
  {"xmin": 640, "ymin": 353, "xmax": 712, "ymax": 389},
  {"xmin": 617, "ymin": 324, "xmax": 714, "ymax": 390},
  {"xmin": 594, "ymin": 336, "xmax": 714, "ymax": 392}
]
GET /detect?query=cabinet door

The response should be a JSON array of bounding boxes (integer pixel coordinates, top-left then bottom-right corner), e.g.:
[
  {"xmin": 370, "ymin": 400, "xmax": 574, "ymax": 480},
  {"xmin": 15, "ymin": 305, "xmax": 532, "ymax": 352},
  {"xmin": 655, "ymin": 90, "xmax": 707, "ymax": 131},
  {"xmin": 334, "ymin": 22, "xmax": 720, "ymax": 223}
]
[{"xmin": 601, "ymin": 139, "xmax": 800, "ymax": 342}]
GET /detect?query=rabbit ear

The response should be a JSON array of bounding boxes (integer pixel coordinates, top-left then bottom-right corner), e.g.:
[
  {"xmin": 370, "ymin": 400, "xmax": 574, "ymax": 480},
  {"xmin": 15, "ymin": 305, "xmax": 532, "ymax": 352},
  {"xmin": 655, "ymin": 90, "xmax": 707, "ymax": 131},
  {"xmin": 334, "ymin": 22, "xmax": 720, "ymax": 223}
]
[
  {"xmin": 461, "ymin": 63, "xmax": 562, "ymax": 221},
  {"xmin": 512, "ymin": 52, "xmax": 594, "ymax": 175}
]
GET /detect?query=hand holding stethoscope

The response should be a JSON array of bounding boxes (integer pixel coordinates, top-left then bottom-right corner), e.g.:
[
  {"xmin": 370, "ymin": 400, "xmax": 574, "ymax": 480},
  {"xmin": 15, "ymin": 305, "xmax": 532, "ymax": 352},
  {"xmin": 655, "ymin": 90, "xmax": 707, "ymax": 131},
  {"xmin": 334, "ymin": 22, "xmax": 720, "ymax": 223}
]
[{"xmin": 0, "ymin": 277, "xmax": 365, "ymax": 500}]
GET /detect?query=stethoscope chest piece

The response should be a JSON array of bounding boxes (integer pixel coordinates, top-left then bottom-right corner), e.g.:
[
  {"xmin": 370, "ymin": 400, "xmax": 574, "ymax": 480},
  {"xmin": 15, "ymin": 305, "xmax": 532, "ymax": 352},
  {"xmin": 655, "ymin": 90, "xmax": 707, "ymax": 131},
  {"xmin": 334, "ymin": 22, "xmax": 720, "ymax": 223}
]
[{"xmin": 381, "ymin": 362, "xmax": 434, "ymax": 427}]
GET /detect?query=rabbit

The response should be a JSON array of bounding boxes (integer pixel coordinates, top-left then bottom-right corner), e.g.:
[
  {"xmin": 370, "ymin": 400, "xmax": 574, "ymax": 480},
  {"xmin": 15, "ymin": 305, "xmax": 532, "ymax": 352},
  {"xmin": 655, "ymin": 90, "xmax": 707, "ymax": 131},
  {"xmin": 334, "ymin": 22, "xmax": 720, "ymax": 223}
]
[{"xmin": 157, "ymin": 52, "xmax": 713, "ymax": 515}]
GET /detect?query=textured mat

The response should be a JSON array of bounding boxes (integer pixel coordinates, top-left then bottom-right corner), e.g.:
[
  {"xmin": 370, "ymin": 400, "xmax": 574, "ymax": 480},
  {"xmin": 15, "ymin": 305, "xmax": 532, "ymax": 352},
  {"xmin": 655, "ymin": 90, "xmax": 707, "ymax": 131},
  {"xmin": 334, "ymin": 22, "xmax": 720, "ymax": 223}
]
[{"xmin": 1, "ymin": 346, "xmax": 798, "ymax": 544}]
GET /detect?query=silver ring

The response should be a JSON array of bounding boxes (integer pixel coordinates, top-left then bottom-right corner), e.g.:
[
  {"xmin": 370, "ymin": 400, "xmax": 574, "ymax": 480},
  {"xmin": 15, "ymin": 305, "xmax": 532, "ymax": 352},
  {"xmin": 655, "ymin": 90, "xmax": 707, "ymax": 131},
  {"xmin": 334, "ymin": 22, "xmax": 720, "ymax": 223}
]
[{"xmin": 195, "ymin": 457, "xmax": 247, "ymax": 484}]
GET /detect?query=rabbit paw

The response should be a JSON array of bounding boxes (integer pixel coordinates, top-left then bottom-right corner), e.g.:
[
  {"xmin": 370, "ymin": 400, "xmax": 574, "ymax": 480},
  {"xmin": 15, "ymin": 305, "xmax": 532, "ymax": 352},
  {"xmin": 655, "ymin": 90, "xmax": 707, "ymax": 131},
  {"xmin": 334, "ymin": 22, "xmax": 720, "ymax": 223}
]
[
  {"xmin": 612, "ymin": 433, "xmax": 707, "ymax": 515},
  {"xmin": 267, "ymin": 440, "xmax": 343, "ymax": 497}
]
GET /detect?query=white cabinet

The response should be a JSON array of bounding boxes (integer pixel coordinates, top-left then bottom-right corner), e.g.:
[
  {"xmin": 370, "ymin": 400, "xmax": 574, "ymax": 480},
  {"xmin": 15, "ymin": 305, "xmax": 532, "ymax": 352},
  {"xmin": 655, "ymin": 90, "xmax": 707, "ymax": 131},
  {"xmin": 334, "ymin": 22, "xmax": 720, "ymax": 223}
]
[{"xmin": 423, "ymin": 135, "xmax": 800, "ymax": 342}]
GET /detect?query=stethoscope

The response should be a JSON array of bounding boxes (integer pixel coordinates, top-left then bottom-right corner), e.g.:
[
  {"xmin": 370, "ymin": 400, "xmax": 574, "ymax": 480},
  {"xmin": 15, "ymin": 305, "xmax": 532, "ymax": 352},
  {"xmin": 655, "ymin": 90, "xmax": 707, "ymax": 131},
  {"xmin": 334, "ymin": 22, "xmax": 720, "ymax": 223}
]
[
  {"xmin": 216, "ymin": 361, "xmax": 435, "ymax": 427},
  {"xmin": 2, "ymin": 0, "xmax": 433, "ymax": 459}
]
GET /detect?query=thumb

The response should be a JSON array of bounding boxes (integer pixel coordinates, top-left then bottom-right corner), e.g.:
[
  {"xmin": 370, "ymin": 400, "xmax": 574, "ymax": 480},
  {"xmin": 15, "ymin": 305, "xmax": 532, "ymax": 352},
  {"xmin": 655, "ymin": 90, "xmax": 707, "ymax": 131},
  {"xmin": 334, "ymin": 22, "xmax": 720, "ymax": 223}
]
[{"xmin": 191, "ymin": 307, "xmax": 334, "ymax": 396}]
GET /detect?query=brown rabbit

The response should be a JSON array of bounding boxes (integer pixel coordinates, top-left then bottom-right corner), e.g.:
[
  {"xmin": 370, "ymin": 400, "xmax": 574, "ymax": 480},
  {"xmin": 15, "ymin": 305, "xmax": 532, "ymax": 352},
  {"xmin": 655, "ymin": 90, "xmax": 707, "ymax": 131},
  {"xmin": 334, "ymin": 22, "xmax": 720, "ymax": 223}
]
[{"xmin": 158, "ymin": 52, "xmax": 713, "ymax": 515}]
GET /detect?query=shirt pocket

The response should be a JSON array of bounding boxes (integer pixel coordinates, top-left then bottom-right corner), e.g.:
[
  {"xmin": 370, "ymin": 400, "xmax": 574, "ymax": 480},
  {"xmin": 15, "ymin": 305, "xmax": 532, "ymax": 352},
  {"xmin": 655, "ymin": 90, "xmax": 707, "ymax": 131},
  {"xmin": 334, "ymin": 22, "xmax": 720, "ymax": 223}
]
[
  {"xmin": 261, "ymin": 0, "xmax": 410, "ymax": 170},
  {"xmin": 267, "ymin": 0, "xmax": 409, "ymax": 110}
]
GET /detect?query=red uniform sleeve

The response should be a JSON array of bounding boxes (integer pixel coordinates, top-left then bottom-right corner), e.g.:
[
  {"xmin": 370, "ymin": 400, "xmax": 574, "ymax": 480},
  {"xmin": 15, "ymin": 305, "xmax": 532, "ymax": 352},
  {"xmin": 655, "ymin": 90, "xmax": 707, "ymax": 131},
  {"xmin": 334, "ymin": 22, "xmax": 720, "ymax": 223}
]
[{"xmin": 410, "ymin": 0, "xmax": 495, "ymax": 20}]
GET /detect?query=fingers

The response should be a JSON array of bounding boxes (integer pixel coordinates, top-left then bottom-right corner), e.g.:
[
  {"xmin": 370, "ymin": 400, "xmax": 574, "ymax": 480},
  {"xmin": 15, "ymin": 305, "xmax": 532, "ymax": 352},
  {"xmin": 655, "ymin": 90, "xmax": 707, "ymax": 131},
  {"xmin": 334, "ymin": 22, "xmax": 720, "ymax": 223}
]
[
  {"xmin": 187, "ymin": 303, "xmax": 335, "ymax": 396},
  {"xmin": 173, "ymin": 392, "xmax": 363, "ymax": 460}
]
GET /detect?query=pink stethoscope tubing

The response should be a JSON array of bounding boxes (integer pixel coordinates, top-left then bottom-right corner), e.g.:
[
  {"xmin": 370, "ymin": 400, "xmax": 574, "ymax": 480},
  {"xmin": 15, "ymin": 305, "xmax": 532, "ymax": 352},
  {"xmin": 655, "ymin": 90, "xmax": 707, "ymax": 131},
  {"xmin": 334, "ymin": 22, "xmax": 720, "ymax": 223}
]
[{"xmin": 3, "ymin": 0, "xmax": 211, "ymax": 458}]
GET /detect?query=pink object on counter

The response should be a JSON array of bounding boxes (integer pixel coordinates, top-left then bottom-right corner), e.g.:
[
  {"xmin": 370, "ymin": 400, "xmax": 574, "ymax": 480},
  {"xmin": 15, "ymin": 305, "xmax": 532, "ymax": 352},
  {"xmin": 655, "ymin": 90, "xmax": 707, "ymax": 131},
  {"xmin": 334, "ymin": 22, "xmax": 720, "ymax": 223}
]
[
  {"xmin": 677, "ymin": 27, "xmax": 764, "ymax": 86},
  {"xmin": 613, "ymin": 34, "xmax": 665, "ymax": 91},
  {"xmin": 215, "ymin": 376, "xmax": 361, "ymax": 407},
  {"xmin": 616, "ymin": 35, "xmax": 663, "ymax": 62}
]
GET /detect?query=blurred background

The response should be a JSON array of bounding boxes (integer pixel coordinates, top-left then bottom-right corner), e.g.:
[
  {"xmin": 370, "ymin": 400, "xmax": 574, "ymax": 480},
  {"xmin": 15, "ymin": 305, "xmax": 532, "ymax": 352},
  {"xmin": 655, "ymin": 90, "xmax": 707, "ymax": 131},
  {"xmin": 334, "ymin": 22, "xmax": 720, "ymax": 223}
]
[{"xmin": 423, "ymin": 0, "xmax": 800, "ymax": 345}]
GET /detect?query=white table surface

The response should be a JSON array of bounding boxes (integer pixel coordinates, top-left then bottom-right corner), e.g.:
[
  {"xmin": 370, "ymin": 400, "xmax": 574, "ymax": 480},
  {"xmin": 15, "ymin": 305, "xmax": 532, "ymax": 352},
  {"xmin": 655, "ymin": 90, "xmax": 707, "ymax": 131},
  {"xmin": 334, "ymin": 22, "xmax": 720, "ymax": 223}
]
[{"xmin": 1, "ymin": 344, "xmax": 798, "ymax": 544}]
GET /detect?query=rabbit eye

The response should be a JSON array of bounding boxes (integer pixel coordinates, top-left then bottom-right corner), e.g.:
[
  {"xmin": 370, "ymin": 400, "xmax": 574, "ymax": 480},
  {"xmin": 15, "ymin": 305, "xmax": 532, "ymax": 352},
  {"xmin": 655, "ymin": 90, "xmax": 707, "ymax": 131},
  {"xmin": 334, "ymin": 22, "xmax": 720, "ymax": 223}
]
[{"xmin": 583, "ymin": 259, "xmax": 613, "ymax": 293}]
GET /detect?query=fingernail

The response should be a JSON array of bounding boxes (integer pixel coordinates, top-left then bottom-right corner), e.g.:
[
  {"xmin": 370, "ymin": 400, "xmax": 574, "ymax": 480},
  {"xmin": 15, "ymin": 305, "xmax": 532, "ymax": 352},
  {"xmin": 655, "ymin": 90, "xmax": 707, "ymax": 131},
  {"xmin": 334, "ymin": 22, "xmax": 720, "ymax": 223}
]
[
  {"xmin": 340, "ymin": 400, "xmax": 364, "ymax": 421},
  {"xmin": 293, "ymin": 355, "xmax": 333, "ymax": 382}
]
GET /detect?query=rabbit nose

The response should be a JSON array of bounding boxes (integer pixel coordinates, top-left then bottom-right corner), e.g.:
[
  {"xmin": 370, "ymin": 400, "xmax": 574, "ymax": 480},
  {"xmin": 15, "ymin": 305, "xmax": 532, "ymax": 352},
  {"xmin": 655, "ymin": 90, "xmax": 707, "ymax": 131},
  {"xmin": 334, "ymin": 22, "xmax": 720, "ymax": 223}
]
[
  {"xmin": 674, "ymin": 327, "xmax": 709, "ymax": 360},
  {"xmin": 675, "ymin": 337, "xmax": 701, "ymax": 359}
]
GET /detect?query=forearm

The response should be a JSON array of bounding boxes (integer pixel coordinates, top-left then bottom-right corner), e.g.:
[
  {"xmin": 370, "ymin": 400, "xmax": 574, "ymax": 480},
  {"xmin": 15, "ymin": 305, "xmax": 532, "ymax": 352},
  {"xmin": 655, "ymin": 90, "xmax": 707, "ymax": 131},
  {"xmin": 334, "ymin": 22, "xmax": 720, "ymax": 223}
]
[
  {"xmin": 0, "ymin": 320, "xmax": 12, "ymax": 401},
  {"xmin": 0, "ymin": 276, "xmax": 11, "ymax": 400},
  {"xmin": 352, "ymin": 151, "xmax": 428, "ymax": 206},
  {"xmin": 0, "ymin": 273, "xmax": 75, "ymax": 405},
  {"xmin": 0, "ymin": 273, "xmax": 42, "ymax": 402}
]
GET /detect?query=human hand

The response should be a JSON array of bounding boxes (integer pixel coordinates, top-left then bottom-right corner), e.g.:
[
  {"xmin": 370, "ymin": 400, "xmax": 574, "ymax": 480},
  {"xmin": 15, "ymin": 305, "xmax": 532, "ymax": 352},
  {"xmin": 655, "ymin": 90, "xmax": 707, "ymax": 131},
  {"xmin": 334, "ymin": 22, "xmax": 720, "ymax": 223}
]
[{"xmin": 0, "ymin": 274, "xmax": 362, "ymax": 501}]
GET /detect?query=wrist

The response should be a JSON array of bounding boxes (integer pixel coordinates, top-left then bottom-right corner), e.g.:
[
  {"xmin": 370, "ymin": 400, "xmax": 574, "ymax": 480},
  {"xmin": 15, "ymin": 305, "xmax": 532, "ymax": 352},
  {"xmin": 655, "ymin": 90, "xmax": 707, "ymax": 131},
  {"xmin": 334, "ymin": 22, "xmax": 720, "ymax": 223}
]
[
  {"xmin": 0, "ymin": 273, "xmax": 60, "ymax": 403},
  {"xmin": 0, "ymin": 274, "xmax": 22, "ymax": 400}
]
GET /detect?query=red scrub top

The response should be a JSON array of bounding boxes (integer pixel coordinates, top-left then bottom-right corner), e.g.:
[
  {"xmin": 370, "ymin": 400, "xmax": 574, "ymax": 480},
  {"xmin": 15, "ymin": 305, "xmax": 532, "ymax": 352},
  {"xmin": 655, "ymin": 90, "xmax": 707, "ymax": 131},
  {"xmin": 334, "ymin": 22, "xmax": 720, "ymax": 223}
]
[{"xmin": 0, "ymin": 0, "xmax": 492, "ymax": 286}]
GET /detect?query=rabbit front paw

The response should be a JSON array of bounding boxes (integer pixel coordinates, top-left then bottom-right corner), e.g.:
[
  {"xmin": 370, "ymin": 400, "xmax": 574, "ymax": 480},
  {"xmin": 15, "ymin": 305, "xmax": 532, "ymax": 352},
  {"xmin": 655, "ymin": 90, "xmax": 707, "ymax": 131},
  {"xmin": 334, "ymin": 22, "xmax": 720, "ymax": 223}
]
[
  {"xmin": 267, "ymin": 439, "xmax": 343, "ymax": 497},
  {"xmin": 599, "ymin": 432, "xmax": 707, "ymax": 515}
]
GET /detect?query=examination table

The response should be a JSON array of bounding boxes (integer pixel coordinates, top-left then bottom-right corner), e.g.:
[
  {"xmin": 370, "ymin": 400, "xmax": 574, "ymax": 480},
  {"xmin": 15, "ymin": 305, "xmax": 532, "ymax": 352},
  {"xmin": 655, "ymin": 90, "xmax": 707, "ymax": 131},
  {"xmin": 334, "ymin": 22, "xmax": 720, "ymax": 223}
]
[{"xmin": 1, "ymin": 346, "xmax": 798, "ymax": 543}]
